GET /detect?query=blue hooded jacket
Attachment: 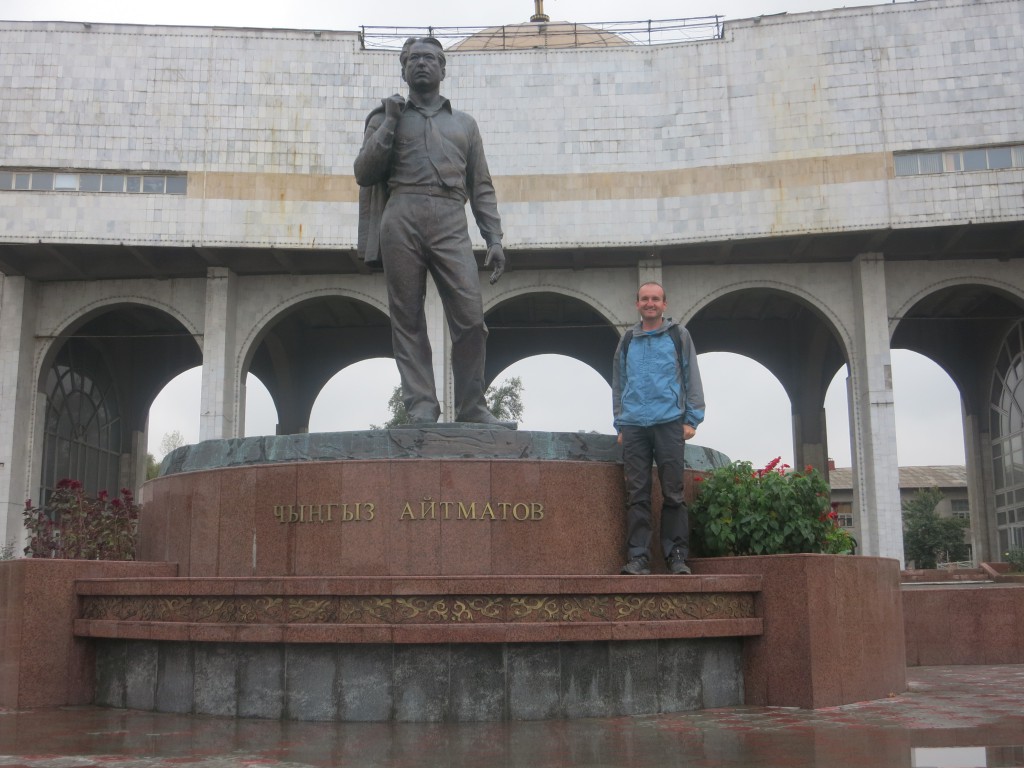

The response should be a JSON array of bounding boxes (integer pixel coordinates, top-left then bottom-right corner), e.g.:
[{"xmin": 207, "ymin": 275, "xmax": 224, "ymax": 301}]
[{"xmin": 611, "ymin": 318, "xmax": 705, "ymax": 430}]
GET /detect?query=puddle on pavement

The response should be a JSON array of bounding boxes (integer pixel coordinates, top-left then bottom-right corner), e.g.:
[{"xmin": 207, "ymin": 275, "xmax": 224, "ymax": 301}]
[
  {"xmin": 912, "ymin": 745, "xmax": 1024, "ymax": 767},
  {"xmin": 1, "ymin": 706, "xmax": 1024, "ymax": 768}
]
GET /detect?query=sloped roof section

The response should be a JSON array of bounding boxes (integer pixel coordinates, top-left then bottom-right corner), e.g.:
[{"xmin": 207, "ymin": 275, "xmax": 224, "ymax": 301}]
[{"xmin": 828, "ymin": 465, "xmax": 967, "ymax": 490}]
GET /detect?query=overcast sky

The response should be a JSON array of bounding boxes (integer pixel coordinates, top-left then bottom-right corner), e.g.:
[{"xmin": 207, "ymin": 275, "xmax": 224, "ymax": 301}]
[
  {"xmin": 1, "ymin": 0, "xmax": 967, "ymax": 470},
  {"xmin": 1, "ymin": 0, "xmax": 887, "ymax": 29}
]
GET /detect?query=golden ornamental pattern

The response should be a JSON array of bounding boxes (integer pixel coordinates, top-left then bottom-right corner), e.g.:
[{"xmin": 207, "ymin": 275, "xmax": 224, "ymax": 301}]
[{"xmin": 79, "ymin": 592, "xmax": 754, "ymax": 625}]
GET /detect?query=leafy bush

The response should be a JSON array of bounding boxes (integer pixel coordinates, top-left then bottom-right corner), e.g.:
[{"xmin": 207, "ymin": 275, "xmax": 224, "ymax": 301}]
[
  {"xmin": 23, "ymin": 479, "xmax": 139, "ymax": 560},
  {"xmin": 0, "ymin": 542, "xmax": 15, "ymax": 560},
  {"xmin": 1005, "ymin": 549, "xmax": 1024, "ymax": 572},
  {"xmin": 902, "ymin": 487, "xmax": 969, "ymax": 569},
  {"xmin": 691, "ymin": 458, "xmax": 854, "ymax": 556}
]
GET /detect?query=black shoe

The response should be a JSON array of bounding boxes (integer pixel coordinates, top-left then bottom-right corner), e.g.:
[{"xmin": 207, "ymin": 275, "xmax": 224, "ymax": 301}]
[
  {"xmin": 667, "ymin": 547, "xmax": 691, "ymax": 575},
  {"xmin": 621, "ymin": 555, "xmax": 651, "ymax": 575}
]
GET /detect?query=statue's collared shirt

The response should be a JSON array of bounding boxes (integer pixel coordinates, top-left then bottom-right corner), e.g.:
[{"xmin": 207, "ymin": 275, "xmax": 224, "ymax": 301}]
[{"xmin": 354, "ymin": 93, "xmax": 503, "ymax": 258}]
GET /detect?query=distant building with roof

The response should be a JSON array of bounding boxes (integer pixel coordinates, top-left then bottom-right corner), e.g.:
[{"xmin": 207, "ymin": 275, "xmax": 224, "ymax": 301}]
[{"xmin": 829, "ymin": 464, "xmax": 972, "ymax": 561}]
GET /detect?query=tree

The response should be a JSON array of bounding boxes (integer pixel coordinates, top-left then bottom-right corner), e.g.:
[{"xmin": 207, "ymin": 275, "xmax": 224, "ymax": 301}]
[
  {"xmin": 902, "ymin": 487, "xmax": 970, "ymax": 569},
  {"xmin": 376, "ymin": 387, "xmax": 410, "ymax": 428},
  {"xmin": 374, "ymin": 377, "xmax": 525, "ymax": 428},
  {"xmin": 159, "ymin": 430, "xmax": 185, "ymax": 458},
  {"xmin": 486, "ymin": 376, "xmax": 524, "ymax": 422},
  {"xmin": 145, "ymin": 453, "xmax": 160, "ymax": 481}
]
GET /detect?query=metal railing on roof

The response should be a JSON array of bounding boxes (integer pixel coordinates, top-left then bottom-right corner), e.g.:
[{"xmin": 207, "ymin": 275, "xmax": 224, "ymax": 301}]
[{"xmin": 359, "ymin": 17, "xmax": 724, "ymax": 51}]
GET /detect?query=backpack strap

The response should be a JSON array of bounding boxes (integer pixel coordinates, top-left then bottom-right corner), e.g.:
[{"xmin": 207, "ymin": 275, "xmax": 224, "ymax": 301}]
[{"xmin": 623, "ymin": 325, "xmax": 682, "ymax": 360}]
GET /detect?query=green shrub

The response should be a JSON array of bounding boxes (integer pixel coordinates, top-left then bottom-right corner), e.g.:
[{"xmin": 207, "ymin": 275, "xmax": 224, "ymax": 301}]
[
  {"xmin": 691, "ymin": 458, "xmax": 854, "ymax": 556},
  {"xmin": 1005, "ymin": 549, "xmax": 1024, "ymax": 572}
]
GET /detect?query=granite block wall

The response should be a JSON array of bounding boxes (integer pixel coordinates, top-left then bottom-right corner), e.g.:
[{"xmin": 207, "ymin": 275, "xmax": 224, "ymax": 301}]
[{"xmin": 93, "ymin": 637, "xmax": 743, "ymax": 721}]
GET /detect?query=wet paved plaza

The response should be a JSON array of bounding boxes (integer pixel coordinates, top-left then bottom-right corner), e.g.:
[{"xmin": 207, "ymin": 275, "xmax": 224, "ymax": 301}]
[{"xmin": 1, "ymin": 665, "xmax": 1022, "ymax": 767}]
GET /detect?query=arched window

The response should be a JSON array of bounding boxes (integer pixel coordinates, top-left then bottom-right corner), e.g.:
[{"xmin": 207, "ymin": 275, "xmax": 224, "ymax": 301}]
[
  {"xmin": 41, "ymin": 342, "xmax": 122, "ymax": 503},
  {"xmin": 991, "ymin": 321, "xmax": 1024, "ymax": 557}
]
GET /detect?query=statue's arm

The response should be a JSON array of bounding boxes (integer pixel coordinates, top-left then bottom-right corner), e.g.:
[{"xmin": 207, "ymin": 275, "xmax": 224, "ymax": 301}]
[
  {"xmin": 465, "ymin": 119, "xmax": 503, "ymax": 248},
  {"xmin": 354, "ymin": 98, "xmax": 402, "ymax": 187}
]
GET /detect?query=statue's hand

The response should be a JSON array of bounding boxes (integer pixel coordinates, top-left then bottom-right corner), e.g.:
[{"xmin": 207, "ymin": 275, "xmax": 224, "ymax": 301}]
[
  {"xmin": 383, "ymin": 93, "xmax": 406, "ymax": 122},
  {"xmin": 485, "ymin": 244, "xmax": 506, "ymax": 284}
]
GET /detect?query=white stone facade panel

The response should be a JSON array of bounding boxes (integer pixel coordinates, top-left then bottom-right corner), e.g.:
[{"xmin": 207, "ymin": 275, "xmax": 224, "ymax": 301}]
[{"xmin": 1, "ymin": 0, "xmax": 1021, "ymax": 252}]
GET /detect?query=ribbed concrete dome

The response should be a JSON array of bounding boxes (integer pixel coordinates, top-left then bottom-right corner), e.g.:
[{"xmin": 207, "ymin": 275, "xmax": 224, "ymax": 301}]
[{"xmin": 451, "ymin": 20, "xmax": 630, "ymax": 51}]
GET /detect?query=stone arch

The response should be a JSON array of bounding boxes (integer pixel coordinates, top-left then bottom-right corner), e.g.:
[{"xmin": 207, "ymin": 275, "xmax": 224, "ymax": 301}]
[
  {"xmin": 484, "ymin": 283, "xmax": 620, "ymax": 329},
  {"xmin": 890, "ymin": 279, "xmax": 1024, "ymax": 563},
  {"xmin": 237, "ymin": 288, "xmax": 393, "ymax": 435},
  {"xmin": 889, "ymin": 279, "xmax": 1024, "ymax": 408},
  {"xmin": 33, "ymin": 298, "xmax": 202, "ymax": 500},
  {"xmin": 688, "ymin": 281, "xmax": 852, "ymax": 475},
  {"xmin": 36, "ymin": 294, "xmax": 201, "ymax": 382},
  {"xmin": 483, "ymin": 286, "xmax": 622, "ymax": 387}
]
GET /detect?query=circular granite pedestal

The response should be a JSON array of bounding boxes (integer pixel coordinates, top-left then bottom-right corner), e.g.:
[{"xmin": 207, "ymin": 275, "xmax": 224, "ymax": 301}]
[
  {"xmin": 142, "ymin": 428, "xmax": 728, "ymax": 578},
  {"xmin": 114, "ymin": 429, "xmax": 749, "ymax": 721}
]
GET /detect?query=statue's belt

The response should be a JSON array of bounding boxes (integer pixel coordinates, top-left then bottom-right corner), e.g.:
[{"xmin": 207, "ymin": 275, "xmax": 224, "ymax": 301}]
[{"xmin": 389, "ymin": 184, "xmax": 466, "ymax": 203}]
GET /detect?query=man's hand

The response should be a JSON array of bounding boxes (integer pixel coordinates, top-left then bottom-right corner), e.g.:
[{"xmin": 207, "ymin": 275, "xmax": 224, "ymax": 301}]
[
  {"xmin": 683, "ymin": 424, "xmax": 696, "ymax": 441},
  {"xmin": 383, "ymin": 93, "xmax": 406, "ymax": 122},
  {"xmin": 485, "ymin": 243, "xmax": 505, "ymax": 284}
]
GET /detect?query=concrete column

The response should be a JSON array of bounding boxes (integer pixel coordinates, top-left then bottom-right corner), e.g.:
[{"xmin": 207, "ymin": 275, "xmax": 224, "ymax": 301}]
[
  {"xmin": 638, "ymin": 257, "xmax": 662, "ymax": 295},
  {"xmin": 792, "ymin": 405, "xmax": 829, "ymax": 475},
  {"xmin": 428, "ymin": 281, "xmax": 452, "ymax": 422},
  {"xmin": 199, "ymin": 267, "xmax": 240, "ymax": 440},
  {"xmin": 963, "ymin": 403, "xmax": 995, "ymax": 564},
  {"xmin": 0, "ymin": 276, "xmax": 38, "ymax": 551},
  {"xmin": 848, "ymin": 254, "xmax": 903, "ymax": 562}
]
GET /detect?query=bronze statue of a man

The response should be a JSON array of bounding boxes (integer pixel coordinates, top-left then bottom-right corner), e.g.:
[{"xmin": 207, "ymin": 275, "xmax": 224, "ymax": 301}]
[{"xmin": 354, "ymin": 36, "xmax": 506, "ymax": 425}]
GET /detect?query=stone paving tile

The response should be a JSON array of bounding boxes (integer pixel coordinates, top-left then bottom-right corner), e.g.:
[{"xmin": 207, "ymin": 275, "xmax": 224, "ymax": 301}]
[{"xmin": 0, "ymin": 665, "xmax": 1022, "ymax": 768}]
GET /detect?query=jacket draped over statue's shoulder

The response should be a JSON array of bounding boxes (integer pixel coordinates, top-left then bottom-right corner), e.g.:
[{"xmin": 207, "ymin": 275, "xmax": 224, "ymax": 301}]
[{"xmin": 355, "ymin": 104, "xmax": 388, "ymax": 267}]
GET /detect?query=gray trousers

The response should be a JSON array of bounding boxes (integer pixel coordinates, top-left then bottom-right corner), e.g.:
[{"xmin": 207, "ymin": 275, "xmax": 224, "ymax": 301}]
[
  {"xmin": 380, "ymin": 192, "xmax": 490, "ymax": 421},
  {"xmin": 621, "ymin": 419, "xmax": 689, "ymax": 561}
]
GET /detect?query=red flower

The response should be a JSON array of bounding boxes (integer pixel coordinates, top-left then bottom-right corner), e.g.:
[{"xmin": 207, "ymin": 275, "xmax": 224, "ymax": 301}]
[{"xmin": 97, "ymin": 490, "xmax": 109, "ymax": 502}]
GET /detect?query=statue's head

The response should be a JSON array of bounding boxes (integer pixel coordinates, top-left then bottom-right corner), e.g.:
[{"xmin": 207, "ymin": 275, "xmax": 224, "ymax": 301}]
[{"xmin": 400, "ymin": 37, "xmax": 446, "ymax": 89}]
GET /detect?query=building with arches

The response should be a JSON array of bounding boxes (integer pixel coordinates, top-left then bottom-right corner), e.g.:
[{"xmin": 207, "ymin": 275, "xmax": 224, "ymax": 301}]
[{"xmin": 1, "ymin": 0, "xmax": 1023, "ymax": 564}]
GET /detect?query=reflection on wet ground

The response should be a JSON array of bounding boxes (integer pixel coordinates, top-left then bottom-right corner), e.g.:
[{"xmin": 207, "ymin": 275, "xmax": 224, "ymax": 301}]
[{"xmin": 0, "ymin": 665, "xmax": 1022, "ymax": 768}]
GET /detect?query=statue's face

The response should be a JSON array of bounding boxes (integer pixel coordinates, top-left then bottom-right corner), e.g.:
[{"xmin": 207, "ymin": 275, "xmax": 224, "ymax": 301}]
[{"xmin": 402, "ymin": 41, "xmax": 445, "ymax": 91}]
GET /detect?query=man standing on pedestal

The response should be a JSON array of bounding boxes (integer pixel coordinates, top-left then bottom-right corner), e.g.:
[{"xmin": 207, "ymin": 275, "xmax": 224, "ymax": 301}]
[
  {"xmin": 354, "ymin": 36, "xmax": 506, "ymax": 425},
  {"xmin": 612, "ymin": 282, "xmax": 705, "ymax": 575}
]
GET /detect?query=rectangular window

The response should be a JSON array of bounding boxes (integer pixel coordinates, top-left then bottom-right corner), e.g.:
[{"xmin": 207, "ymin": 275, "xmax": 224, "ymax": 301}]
[
  {"xmin": 142, "ymin": 176, "xmax": 165, "ymax": 193},
  {"xmin": 54, "ymin": 173, "xmax": 78, "ymax": 191},
  {"xmin": 30, "ymin": 173, "xmax": 54, "ymax": 191},
  {"xmin": 963, "ymin": 149, "xmax": 988, "ymax": 171},
  {"xmin": 894, "ymin": 155, "xmax": 918, "ymax": 176},
  {"xmin": 79, "ymin": 174, "xmax": 101, "ymax": 192},
  {"xmin": 14, "ymin": 173, "xmax": 30, "ymax": 190},
  {"xmin": 0, "ymin": 171, "xmax": 12, "ymax": 190},
  {"xmin": 1014, "ymin": 147, "xmax": 1024, "ymax": 168},
  {"xmin": 837, "ymin": 514, "xmax": 854, "ymax": 528},
  {"xmin": 101, "ymin": 175, "xmax": 124, "ymax": 193},
  {"xmin": 165, "ymin": 175, "xmax": 187, "ymax": 194},
  {"xmin": 944, "ymin": 152, "xmax": 963, "ymax": 172},
  {"xmin": 951, "ymin": 498, "xmax": 970, "ymax": 513},
  {"xmin": 917, "ymin": 153, "xmax": 942, "ymax": 174},
  {"xmin": 987, "ymin": 147, "xmax": 1012, "ymax": 169},
  {"xmin": 125, "ymin": 176, "xmax": 141, "ymax": 193}
]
